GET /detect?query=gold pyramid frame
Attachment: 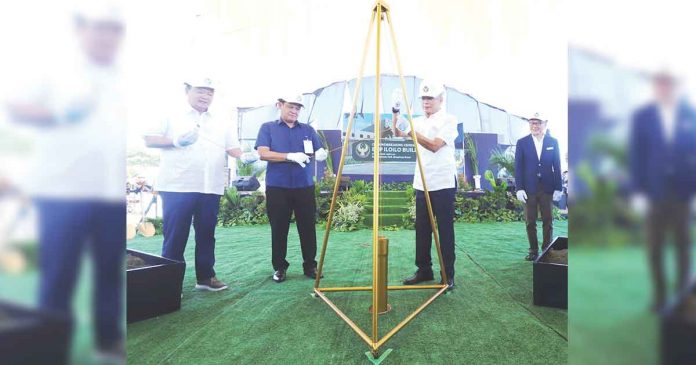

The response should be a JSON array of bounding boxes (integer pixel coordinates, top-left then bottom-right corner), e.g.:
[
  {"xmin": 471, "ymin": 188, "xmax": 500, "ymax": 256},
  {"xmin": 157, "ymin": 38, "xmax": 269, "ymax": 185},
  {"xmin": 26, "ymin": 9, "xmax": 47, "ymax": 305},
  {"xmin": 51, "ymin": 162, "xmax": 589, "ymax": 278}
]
[{"xmin": 313, "ymin": 1, "xmax": 448, "ymax": 358}]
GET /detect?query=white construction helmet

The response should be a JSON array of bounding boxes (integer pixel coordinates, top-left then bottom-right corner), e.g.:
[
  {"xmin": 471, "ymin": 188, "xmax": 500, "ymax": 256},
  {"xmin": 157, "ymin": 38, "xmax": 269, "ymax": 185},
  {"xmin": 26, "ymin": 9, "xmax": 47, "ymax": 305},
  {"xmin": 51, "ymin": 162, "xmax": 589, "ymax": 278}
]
[
  {"xmin": 418, "ymin": 80, "xmax": 445, "ymax": 98},
  {"xmin": 278, "ymin": 94, "xmax": 304, "ymax": 107}
]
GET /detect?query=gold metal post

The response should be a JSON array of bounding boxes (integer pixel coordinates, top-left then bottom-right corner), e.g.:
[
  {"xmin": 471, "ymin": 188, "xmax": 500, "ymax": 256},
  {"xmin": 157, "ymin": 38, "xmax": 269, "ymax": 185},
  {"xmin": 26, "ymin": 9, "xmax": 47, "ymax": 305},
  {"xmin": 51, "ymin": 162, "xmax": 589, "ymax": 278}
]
[
  {"xmin": 369, "ymin": 236, "xmax": 391, "ymax": 314},
  {"xmin": 371, "ymin": 1, "xmax": 382, "ymax": 342}
]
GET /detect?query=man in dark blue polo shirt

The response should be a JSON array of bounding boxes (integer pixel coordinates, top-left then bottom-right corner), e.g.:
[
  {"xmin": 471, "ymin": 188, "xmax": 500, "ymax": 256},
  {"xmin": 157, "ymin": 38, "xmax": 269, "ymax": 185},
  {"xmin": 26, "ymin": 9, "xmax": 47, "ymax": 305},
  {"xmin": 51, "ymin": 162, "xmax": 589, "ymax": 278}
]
[{"xmin": 255, "ymin": 95, "xmax": 328, "ymax": 283}]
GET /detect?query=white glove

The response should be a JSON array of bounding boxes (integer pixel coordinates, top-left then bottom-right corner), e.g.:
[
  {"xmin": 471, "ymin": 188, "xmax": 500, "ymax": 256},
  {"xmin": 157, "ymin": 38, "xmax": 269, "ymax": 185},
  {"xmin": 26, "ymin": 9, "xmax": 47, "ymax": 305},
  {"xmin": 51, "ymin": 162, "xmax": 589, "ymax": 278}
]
[
  {"xmin": 173, "ymin": 129, "xmax": 199, "ymax": 148},
  {"xmin": 552, "ymin": 190, "xmax": 563, "ymax": 202},
  {"xmin": 286, "ymin": 152, "xmax": 310, "ymax": 168},
  {"xmin": 396, "ymin": 117, "xmax": 411, "ymax": 134},
  {"xmin": 631, "ymin": 193, "xmax": 650, "ymax": 217},
  {"xmin": 314, "ymin": 148, "xmax": 328, "ymax": 162},
  {"xmin": 240, "ymin": 151, "xmax": 259, "ymax": 164},
  {"xmin": 54, "ymin": 78, "xmax": 97, "ymax": 124},
  {"xmin": 60, "ymin": 99, "xmax": 95, "ymax": 124},
  {"xmin": 516, "ymin": 190, "xmax": 527, "ymax": 203},
  {"xmin": 391, "ymin": 88, "xmax": 404, "ymax": 113}
]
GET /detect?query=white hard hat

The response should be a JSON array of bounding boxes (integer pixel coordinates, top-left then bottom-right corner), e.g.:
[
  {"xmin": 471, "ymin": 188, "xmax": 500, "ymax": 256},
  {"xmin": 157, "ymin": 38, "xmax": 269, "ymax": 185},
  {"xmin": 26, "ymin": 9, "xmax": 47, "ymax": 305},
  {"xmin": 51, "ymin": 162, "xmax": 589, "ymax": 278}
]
[
  {"xmin": 278, "ymin": 94, "xmax": 304, "ymax": 107},
  {"xmin": 529, "ymin": 112, "xmax": 547, "ymax": 122},
  {"xmin": 418, "ymin": 80, "xmax": 445, "ymax": 98},
  {"xmin": 74, "ymin": 0, "xmax": 124, "ymax": 24},
  {"xmin": 184, "ymin": 76, "xmax": 215, "ymax": 90}
]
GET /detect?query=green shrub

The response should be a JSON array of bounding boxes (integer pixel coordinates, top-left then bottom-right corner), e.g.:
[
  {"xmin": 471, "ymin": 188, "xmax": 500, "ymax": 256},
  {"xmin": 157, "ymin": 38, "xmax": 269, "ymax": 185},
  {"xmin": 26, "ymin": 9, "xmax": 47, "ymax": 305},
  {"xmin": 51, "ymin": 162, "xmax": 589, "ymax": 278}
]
[
  {"xmin": 146, "ymin": 217, "xmax": 164, "ymax": 235},
  {"xmin": 489, "ymin": 147, "xmax": 515, "ymax": 177},
  {"xmin": 333, "ymin": 201, "xmax": 363, "ymax": 231},
  {"xmin": 218, "ymin": 188, "xmax": 268, "ymax": 226},
  {"xmin": 350, "ymin": 179, "xmax": 369, "ymax": 195},
  {"xmin": 454, "ymin": 187, "xmax": 524, "ymax": 223},
  {"xmin": 379, "ymin": 181, "xmax": 412, "ymax": 191},
  {"xmin": 341, "ymin": 188, "xmax": 368, "ymax": 206},
  {"xmin": 317, "ymin": 170, "xmax": 337, "ymax": 192}
]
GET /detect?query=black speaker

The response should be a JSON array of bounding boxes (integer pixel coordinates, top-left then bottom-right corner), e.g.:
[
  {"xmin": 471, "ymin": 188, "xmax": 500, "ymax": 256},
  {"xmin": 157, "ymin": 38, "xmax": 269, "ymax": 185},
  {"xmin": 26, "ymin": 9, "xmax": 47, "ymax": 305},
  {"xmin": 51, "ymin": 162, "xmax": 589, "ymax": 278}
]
[{"xmin": 232, "ymin": 176, "xmax": 260, "ymax": 191}]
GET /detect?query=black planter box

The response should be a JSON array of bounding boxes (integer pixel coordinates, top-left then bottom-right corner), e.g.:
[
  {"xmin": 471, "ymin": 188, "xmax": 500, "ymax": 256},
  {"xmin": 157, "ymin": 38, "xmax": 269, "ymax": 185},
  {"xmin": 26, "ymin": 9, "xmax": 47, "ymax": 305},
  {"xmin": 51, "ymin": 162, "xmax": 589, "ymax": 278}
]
[
  {"xmin": 127, "ymin": 249, "xmax": 185, "ymax": 323},
  {"xmin": 661, "ymin": 281, "xmax": 696, "ymax": 365},
  {"xmin": 0, "ymin": 301, "xmax": 70, "ymax": 365},
  {"xmin": 533, "ymin": 236, "xmax": 568, "ymax": 309}
]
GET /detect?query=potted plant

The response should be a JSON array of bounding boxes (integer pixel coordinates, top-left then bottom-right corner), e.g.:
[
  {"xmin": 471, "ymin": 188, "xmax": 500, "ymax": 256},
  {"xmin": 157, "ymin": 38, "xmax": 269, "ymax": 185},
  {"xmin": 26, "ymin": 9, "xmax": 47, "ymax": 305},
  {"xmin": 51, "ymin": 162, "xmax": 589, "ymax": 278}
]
[
  {"xmin": 464, "ymin": 133, "xmax": 481, "ymax": 190},
  {"xmin": 489, "ymin": 147, "xmax": 516, "ymax": 190}
]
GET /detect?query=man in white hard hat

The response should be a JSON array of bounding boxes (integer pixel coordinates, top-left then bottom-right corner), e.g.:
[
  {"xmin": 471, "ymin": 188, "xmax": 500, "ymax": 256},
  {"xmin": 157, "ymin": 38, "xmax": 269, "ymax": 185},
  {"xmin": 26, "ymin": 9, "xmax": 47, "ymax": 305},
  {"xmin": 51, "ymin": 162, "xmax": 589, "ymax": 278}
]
[
  {"xmin": 144, "ymin": 76, "xmax": 256, "ymax": 292},
  {"xmin": 5, "ymin": 3, "xmax": 127, "ymax": 363},
  {"xmin": 392, "ymin": 80, "xmax": 458, "ymax": 291},
  {"xmin": 255, "ymin": 95, "xmax": 328, "ymax": 283},
  {"xmin": 629, "ymin": 70, "xmax": 696, "ymax": 311},
  {"xmin": 514, "ymin": 112, "xmax": 562, "ymax": 261}
]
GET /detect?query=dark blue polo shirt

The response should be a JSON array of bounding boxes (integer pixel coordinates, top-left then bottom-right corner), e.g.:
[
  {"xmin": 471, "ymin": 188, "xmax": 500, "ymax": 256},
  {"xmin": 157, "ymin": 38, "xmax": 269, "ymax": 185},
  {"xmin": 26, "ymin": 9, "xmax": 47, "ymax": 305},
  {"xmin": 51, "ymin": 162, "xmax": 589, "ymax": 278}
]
[{"xmin": 255, "ymin": 119, "xmax": 323, "ymax": 188}]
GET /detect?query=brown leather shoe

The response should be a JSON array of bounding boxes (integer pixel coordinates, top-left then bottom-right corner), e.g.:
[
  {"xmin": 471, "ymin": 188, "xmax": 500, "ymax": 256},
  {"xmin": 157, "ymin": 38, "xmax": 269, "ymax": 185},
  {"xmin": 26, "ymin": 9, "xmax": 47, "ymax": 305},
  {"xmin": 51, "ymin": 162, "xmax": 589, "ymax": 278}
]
[{"xmin": 195, "ymin": 276, "xmax": 228, "ymax": 291}]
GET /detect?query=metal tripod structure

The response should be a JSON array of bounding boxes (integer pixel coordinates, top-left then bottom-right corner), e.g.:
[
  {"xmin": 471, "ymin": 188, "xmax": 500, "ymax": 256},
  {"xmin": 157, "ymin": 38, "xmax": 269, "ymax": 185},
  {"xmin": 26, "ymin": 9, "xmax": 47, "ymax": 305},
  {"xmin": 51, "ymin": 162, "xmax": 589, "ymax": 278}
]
[{"xmin": 313, "ymin": 1, "xmax": 448, "ymax": 360}]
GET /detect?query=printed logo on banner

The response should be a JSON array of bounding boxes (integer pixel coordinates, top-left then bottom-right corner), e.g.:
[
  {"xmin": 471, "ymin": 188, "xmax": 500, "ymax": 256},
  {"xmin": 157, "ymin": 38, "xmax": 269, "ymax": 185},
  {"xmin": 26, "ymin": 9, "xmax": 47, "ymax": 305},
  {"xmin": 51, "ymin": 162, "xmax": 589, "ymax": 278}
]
[
  {"xmin": 351, "ymin": 140, "xmax": 416, "ymax": 162},
  {"xmin": 355, "ymin": 141, "xmax": 371, "ymax": 158}
]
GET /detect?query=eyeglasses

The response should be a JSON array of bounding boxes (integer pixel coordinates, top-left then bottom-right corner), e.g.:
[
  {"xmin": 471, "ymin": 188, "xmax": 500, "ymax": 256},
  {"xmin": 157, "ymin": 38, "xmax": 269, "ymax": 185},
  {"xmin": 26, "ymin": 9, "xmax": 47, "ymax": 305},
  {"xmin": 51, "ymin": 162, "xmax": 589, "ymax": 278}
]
[{"xmin": 529, "ymin": 120, "xmax": 544, "ymax": 126}]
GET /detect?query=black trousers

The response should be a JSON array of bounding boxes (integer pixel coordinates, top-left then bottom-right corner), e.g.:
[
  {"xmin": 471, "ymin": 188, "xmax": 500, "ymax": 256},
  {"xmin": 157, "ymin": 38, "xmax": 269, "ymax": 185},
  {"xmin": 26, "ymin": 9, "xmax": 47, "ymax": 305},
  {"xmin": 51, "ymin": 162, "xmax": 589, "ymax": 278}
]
[
  {"xmin": 266, "ymin": 186, "xmax": 317, "ymax": 271},
  {"xmin": 415, "ymin": 188, "xmax": 456, "ymax": 279},
  {"xmin": 646, "ymin": 197, "xmax": 692, "ymax": 307}
]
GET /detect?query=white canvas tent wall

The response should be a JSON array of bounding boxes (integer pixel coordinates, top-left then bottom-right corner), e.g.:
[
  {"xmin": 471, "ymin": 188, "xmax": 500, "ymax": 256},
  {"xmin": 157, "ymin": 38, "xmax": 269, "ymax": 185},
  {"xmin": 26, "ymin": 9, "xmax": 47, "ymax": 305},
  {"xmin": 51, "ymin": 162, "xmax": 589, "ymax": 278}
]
[{"xmin": 238, "ymin": 75, "xmax": 530, "ymax": 148}]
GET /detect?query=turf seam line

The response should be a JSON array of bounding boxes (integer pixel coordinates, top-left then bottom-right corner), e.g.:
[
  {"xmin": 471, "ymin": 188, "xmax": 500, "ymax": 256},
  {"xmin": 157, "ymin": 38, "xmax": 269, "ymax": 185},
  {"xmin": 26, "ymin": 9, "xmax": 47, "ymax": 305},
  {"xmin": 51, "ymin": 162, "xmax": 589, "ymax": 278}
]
[{"xmin": 459, "ymin": 248, "xmax": 568, "ymax": 342}]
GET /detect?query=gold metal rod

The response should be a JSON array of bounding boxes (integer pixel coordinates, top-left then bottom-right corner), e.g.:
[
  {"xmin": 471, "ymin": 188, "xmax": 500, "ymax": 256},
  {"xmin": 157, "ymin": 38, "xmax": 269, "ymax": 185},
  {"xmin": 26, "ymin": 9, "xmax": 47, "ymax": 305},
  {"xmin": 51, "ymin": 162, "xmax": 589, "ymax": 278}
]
[
  {"xmin": 314, "ymin": 9, "xmax": 377, "ymax": 289},
  {"xmin": 317, "ymin": 284, "xmax": 447, "ymax": 292},
  {"xmin": 371, "ymin": 2, "xmax": 383, "ymax": 343},
  {"xmin": 385, "ymin": 11, "xmax": 448, "ymax": 284},
  {"xmin": 313, "ymin": 289, "xmax": 374, "ymax": 347},
  {"xmin": 374, "ymin": 286, "xmax": 449, "ymax": 349}
]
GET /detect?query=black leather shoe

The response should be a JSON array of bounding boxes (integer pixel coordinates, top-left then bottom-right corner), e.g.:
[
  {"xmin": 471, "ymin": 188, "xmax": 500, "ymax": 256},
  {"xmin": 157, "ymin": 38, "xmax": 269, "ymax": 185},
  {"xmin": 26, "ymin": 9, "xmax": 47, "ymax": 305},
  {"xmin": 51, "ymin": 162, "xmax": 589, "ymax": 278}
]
[
  {"xmin": 525, "ymin": 252, "xmax": 538, "ymax": 261},
  {"xmin": 304, "ymin": 267, "xmax": 324, "ymax": 279},
  {"xmin": 272, "ymin": 269, "xmax": 286, "ymax": 283},
  {"xmin": 403, "ymin": 270, "xmax": 434, "ymax": 285},
  {"xmin": 440, "ymin": 278, "xmax": 455, "ymax": 291}
]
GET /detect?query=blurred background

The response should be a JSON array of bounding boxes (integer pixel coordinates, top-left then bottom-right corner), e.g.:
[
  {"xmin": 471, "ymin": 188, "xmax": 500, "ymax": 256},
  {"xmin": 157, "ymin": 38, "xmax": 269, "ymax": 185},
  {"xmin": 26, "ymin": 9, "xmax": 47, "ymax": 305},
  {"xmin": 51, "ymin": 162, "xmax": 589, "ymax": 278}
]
[{"xmin": 569, "ymin": 0, "xmax": 696, "ymax": 364}]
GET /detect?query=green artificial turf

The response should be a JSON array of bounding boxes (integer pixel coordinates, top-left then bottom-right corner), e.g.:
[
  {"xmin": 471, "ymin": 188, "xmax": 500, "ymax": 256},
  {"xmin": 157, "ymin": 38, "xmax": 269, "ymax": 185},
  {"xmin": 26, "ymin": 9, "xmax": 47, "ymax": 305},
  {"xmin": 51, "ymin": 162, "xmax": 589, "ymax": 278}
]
[
  {"xmin": 569, "ymin": 246, "xmax": 658, "ymax": 365},
  {"xmin": 127, "ymin": 221, "xmax": 568, "ymax": 364}
]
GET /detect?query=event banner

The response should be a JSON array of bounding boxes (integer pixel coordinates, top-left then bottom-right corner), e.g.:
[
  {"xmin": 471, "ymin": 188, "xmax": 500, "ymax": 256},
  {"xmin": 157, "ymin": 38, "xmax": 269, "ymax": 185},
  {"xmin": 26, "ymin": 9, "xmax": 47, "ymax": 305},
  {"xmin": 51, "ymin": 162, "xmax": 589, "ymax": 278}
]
[{"xmin": 340, "ymin": 112, "xmax": 420, "ymax": 175}]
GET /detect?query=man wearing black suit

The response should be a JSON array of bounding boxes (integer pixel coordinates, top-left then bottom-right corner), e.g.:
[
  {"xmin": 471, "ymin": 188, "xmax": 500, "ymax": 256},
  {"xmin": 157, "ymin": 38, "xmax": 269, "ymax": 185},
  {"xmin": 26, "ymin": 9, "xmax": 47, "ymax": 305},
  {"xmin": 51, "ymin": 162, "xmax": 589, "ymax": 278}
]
[
  {"xmin": 514, "ymin": 113, "xmax": 563, "ymax": 261},
  {"xmin": 629, "ymin": 71, "xmax": 696, "ymax": 311}
]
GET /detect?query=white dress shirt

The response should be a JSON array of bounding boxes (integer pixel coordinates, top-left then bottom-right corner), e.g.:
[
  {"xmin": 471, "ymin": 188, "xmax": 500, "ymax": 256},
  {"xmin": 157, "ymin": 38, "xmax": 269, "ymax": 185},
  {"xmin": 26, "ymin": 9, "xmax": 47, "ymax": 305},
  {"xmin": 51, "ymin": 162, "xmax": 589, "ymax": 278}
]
[
  {"xmin": 532, "ymin": 133, "xmax": 545, "ymax": 160},
  {"xmin": 21, "ymin": 57, "xmax": 127, "ymax": 202},
  {"xmin": 658, "ymin": 103, "xmax": 677, "ymax": 144},
  {"xmin": 146, "ymin": 106, "xmax": 240, "ymax": 195},
  {"xmin": 412, "ymin": 109, "xmax": 459, "ymax": 191}
]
